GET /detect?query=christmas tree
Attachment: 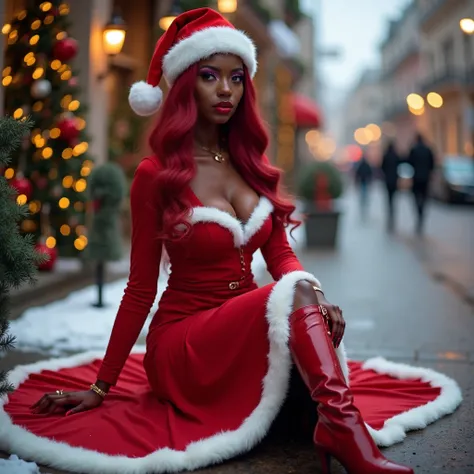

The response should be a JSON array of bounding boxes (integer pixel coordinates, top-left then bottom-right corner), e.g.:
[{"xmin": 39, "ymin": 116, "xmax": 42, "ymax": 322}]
[
  {"xmin": 0, "ymin": 116, "xmax": 44, "ymax": 398},
  {"xmin": 2, "ymin": 0, "xmax": 93, "ymax": 262}
]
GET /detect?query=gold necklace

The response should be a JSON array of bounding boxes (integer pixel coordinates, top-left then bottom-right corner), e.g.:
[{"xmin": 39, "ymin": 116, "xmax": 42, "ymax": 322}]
[{"xmin": 200, "ymin": 145, "xmax": 226, "ymax": 163}]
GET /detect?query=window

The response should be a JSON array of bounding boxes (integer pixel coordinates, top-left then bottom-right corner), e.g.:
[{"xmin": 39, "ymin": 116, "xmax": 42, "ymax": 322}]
[
  {"xmin": 429, "ymin": 51, "xmax": 436, "ymax": 76},
  {"xmin": 442, "ymin": 37, "xmax": 455, "ymax": 76},
  {"xmin": 440, "ymin": 117, "xmax": 446, "ymax": 154},
  {"xmin": 456, "ymin": 115, "xmax": 463, "ymax": 155},
  {"xmin": 463, "ymin": 34, "xmax": 472, "ymax": 72}
]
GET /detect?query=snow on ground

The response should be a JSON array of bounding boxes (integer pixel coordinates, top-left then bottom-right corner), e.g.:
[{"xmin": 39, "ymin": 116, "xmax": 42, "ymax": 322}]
[{"xmin": 0, "ymin": 455, "xmax": 42, "ymax": 473}]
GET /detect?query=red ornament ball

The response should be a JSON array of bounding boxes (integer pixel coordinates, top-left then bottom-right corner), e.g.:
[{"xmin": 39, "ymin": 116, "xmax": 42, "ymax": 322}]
[
  {"xmin": 92, "ymin": 199, "xmax": 102, "ymax": 212},
  {"xmin": 10, "ymin": 176, "xmax": 33, "ymax": 200},
  {"xmin": 53, "ymin": 37, "xmax": 78, "ymax": 62},
  {"xmin": 35, "ymin": 242, "xmax": 58, "ymax": 272},
  {"xmin": 36, "ymin": 177, "xmax": 48, "ymax": 190},
  {"xmin": 57, "ymin": 117, "xmax": 79, "ymax": 142}
]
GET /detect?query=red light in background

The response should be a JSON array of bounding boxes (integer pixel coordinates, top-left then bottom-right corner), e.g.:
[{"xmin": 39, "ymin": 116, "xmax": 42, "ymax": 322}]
[{"xmin": 346, "ymin": 145, "xmax": 363, "ymax": 162}]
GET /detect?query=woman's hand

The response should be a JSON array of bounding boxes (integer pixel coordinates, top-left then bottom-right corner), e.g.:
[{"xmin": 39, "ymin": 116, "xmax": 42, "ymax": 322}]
[
  {"xmin": 315, "ymin": 291, "xmax": 345, "ymax": 348},
  {"xmin": 30, "ymin": 390, "xmax": 104, "ymax": 416}
]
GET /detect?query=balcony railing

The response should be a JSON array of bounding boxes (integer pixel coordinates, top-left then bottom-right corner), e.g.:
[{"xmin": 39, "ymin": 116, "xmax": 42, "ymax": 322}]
[
  {"xmin": 421, "ymin": 69, "xmax": 469, "ymax": 93},
  {"xmin": 382, "ymin": 44, "xmax": 419, "ymax": 79},
  {"xmin": 420, "ymin": 0, "xmax": 448, "ymax": 27}
]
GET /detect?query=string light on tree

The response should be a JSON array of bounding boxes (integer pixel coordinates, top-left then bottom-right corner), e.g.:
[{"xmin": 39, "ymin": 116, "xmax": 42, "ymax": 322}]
[{"xmin": 2, "ymin": 0, "xmax": 93, "ymax": 258}]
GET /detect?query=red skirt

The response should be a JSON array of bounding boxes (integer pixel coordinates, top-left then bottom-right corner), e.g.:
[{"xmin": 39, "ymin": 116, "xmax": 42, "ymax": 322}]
[{"xmin": 0, "ymin": 272, "xmax": 462, "ymax": 474}]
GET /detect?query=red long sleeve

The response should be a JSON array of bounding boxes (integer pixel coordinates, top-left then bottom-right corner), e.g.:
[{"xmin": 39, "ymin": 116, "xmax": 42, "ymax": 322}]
[
  {"xmin": 260, "ymin": 216, "xmax": 304, "ymax": 281},
  {"xmin": 97, "ymin": 158, "xmax": 162, "ymax": 385}
]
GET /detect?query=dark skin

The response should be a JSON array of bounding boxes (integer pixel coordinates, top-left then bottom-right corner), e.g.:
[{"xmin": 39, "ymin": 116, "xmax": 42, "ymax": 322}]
[{"xmin": 31, "ymin": 53, "xmax": 345, "ymax": 416}]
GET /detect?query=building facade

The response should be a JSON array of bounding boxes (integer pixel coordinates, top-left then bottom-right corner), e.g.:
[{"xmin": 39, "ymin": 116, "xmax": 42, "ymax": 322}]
[
  {"xmin": 343, "ymin": 69, "xmax": 383, "ymax": 147},
  {"xmin": 381, "ymin": 2, "xmax": 425, "ymax": 156},
  {"xmin": 418, "ymin": 0, "xmax": 474, "ymax": 157}
]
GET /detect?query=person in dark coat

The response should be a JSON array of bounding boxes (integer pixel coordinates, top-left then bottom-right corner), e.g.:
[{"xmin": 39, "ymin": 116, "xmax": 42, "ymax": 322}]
[
  {"xmin": 354, "ymin": 154, "xmax": 373, "ymax": 219},
  {"xmin": 407, "ymin": 133, "xmax": 435, "ymax": 234},
  {"xmin": 381, "ymin": 141, "xmax": 400, "ymax": 231}
]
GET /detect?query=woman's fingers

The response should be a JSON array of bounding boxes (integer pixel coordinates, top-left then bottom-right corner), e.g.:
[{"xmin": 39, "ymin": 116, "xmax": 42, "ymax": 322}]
[
  {"xmin": 44, "ymin": 394, "xmax": 74, "ymax": 414},
  {"xmin": 30, "ymin": 394, "xmax": 47, "ymax": 409},
  {"xmin": 65, "ymin": 403, "xmax": 88, "ymax": 416},
  {"xmin": 326, "ymin": 305, "xmax": 344, "ymax": 348},
  {"xmin": 32, "ymin": 392, "xmax": 74, "ymax": 414},
  {"xmin": 32, "ymin": 395, "xmax": 54, "ymax": 414},
  {"xmin": 333, "ymin": 306, "xmax": 345, "ymax": 348}
]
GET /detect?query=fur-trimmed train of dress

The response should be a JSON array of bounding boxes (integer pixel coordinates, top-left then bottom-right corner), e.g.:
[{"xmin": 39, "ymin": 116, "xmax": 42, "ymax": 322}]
[{"xmin": 0, "ymin": 347, "xmax": 462, "ymax": 474}]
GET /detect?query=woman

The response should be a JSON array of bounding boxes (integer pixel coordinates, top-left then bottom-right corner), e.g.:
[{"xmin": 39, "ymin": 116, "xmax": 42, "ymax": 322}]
[{"xmin": 1, "ymin": 8, "xmax": 461, "ymax": 474}]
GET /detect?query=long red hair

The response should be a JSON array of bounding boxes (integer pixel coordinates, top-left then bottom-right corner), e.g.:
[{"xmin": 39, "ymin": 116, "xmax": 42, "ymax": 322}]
[{"xmin": 149, "ymin": 62, "xmax": 299, "ymax": 241}]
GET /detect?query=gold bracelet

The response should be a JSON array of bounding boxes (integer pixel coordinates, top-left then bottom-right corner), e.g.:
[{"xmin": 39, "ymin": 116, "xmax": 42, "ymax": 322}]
[{"xmin": 90, "ymin": 383, "xmax": 107, "ymax": 398}]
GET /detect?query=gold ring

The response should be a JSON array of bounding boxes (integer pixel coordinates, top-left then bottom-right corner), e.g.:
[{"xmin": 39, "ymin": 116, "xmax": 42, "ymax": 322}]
[{"xmin": 56, "ymin": 389, "xmax": 64, "ymax": 395}]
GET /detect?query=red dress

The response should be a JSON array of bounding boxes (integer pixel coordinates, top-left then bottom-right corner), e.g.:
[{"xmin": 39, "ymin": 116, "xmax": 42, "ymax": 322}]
[{"xmin": 0, "ymin": 157, "xmax": 462, "ymax": 474}]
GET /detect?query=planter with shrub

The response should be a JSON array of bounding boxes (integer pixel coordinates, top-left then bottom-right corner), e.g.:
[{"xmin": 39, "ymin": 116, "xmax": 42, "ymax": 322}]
[{"xmin": 297, "ymin": 161, "xmax": 344, "ymax": 248}]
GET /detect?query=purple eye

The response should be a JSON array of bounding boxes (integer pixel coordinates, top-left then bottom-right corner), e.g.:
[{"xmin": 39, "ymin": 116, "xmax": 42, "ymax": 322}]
[
  {"xmin": 232, "ymin": 74, "xmax": 244, "ymax": 83},
  {"xmin": 199, "ymin": 68, "xmax": 217, "ymax": 81}
]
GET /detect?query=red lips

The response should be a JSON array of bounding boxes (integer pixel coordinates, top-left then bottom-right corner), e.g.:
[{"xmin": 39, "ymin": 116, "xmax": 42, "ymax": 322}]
[
  {"xmin": 214, "ymin": 101, "xmax": 233, "ymax": 108},
  {"xmin": 214, "ymin": 101, "xmax": 233, "ymax": 115}
]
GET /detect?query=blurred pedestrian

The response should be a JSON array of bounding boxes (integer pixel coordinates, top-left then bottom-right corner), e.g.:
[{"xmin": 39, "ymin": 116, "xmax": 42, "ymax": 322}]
[
  {"xmin": 354, "ymin": 153, "xmax": 373, "ymax": 219},
  {"xmin": 381, "ymin": 140, "xmax": 400, "ymax": 232},
  {"xmin": 407, "ymin": 133, "xmax": 435, "ymax": 234}
]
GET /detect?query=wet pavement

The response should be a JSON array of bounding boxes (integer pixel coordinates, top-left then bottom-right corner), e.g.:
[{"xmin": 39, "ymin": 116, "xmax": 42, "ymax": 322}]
[{"xmin": 1, "ymin": 184, "xmax": 473, "ymax": 473}]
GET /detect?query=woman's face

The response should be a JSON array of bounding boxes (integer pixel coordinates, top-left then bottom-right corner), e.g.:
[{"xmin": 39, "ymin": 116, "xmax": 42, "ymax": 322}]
[{"xmin": 194, "ymin": 54, "xmax": 244, "ymax": 125}]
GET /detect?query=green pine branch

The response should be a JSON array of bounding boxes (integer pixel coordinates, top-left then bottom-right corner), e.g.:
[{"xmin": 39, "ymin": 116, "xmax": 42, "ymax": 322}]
[
  {"xmin": 0, "ymin": 116, "xmax": 33, "ymax": 165},
  {"xmin": 0, "ymin": 116, "xmax": 44, "ymax": 399}
]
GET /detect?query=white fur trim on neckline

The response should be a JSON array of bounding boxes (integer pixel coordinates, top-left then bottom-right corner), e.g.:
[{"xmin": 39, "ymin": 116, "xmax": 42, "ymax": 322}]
[
  {"xmin": 190, "ymin": 196, "xmax": 274, "ymax": 248},
  {"xmin": 163, "ymin": 26, "xmax": 257, "ymax": 84}
]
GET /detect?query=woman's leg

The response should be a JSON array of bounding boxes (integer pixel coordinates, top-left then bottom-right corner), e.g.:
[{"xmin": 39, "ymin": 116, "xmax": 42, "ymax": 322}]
[{"xmin": 289, "ymin": 282, "xmax": 413, "ymax": 474}]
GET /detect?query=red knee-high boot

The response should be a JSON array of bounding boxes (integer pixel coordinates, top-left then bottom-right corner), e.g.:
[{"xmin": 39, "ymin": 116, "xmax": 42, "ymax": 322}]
[{"xmin": 289, "ymin": 305, "xmax": 414, "ymax": 474}]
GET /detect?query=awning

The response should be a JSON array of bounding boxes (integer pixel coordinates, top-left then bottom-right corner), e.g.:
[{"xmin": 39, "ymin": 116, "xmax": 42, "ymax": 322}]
[{"xmin": 290, "ymin": 93, "xmax": 323, "ymax": 128}]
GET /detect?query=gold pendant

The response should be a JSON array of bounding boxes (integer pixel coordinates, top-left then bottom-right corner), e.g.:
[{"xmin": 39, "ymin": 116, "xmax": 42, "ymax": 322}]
[{"xmin": 214, "ymin": 153, "xmax": 225, "ymax": 163}]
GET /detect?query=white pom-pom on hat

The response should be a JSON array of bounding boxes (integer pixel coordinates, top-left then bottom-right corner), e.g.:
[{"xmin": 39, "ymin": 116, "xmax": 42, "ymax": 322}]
[
  {"xmin": 128, "ymin": 8, "xmax": 257, "ymax": 116},
  {"xmin": 128, "ymin": 81, "xmax": 163, "ymax": 117}
]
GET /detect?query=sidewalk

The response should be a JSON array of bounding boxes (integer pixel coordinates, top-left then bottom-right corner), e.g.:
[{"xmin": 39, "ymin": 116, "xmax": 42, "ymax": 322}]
[{"xmin": 363, "ymin": 183, "xmax": 474, "ymax": 307}]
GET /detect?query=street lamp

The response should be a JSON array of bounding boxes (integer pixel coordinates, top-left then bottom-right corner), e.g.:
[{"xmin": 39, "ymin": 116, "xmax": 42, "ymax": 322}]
[
  {"xmin": 103, "ymin": 11, "xmax": 127, "ymax": 56},
  {"xmin": 406, "ymin": 93, "xmax": 424, "ymax": 111},
  {"xmin": 97, "ymin": 10, "xmax": 126, "ymax": 81},
  {"xmin": 460, "ymin": 18, "xmax": 474, "ymax": 35},
  {"xmin": 427, "ymin": 92, "xmax": 443, "ymax": 108},
  {"xmin": 217, "ymin": 0, "xmax": 238, "ymax": 13},
  {"xmin": 159, "ymin": 0, "xmax": 182, "ymax": 31}
]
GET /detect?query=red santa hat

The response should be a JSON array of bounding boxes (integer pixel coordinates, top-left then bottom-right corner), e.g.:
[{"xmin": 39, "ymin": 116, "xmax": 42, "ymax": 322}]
[{"xmin": 128, "ymin": 7, "xmax": 258, "ymax": 116}]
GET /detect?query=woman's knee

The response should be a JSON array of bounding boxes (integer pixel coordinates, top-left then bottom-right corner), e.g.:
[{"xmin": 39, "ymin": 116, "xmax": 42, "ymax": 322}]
[{"xmin": 293, "ymin": 280, "xmax": 318, "ymax": 311}]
